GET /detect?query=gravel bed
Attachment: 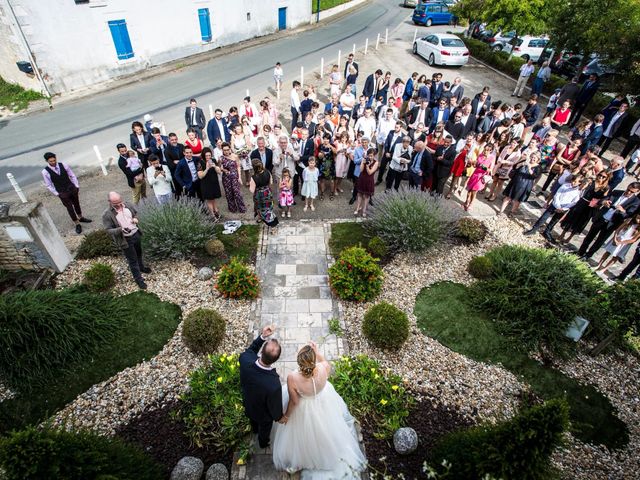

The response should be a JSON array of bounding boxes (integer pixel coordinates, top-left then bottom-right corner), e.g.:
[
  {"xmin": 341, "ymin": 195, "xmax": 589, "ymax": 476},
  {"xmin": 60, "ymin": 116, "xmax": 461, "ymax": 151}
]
[
  {"xmin": 48, "ymin": 255, "xmax": 253, "ymax": 435},
  {"xmin": 340, "ymin": 216, "xmax": 640, "ymax": 479}
]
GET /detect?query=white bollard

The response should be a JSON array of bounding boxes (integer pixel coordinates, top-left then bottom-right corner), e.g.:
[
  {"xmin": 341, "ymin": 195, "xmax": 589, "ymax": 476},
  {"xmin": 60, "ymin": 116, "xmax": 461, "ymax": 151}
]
[
  {"xmin": 208, "ymin": 104, "xmax": 214, "ymax": 119},
  {"xmin": 385, "ymin": 28, "xmax": 388, "ymax": 44},
  {"xmin": 376, "ymin": 33, "xmax": 380, "ymax": 50},
  {"xmin": 364, "ymin": 38, "xmax": 369, "ymax": 55},
  {"xmin": 352, "ymin": 43, "xmax": 356, "ymax": 55},
  {"xmin": 338, "ymin": 49, "xmax": 341, "ymax": 71},
  {"xmin": 300, "ymin": 66, "xmax": 304, "ymax": 86},
  {"xmin": 93, "ymin": 145, "xmax": 108, "ymax": 176},
  {"xmin": 413, "ymin": 28, "xmax": 418, "ymax": 44},
  {"xmin": 160, "ymin": 123, "xmax": 167, "ymax": 136},
  {"xmin": 246, "ymin": 89, "xmax": 250, "ymax": 98},
  {"xmin": 320, "ymin": 57, "xmax": 324, "ymax": 78},
  {"xmin": 6, "ymin": 173, "xmax": 27, "ymax": 203}
]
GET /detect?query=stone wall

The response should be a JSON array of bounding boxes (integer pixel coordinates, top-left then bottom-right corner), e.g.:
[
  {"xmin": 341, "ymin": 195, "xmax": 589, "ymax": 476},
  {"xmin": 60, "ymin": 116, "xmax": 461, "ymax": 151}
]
[{"xmin": 0, "ymin": 219, "xmax": 35, "ymax": 271}]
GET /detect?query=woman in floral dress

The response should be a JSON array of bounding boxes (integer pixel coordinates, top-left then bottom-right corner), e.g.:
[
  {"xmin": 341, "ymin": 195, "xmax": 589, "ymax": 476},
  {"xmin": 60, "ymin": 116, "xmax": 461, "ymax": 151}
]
[{"xmin": 220, "ymin": 143, "xmax": 246, "ymax": 214}]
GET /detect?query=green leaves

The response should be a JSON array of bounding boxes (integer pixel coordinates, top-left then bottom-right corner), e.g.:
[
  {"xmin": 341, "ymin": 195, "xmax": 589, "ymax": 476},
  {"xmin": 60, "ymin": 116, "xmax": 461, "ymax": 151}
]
[
  {"xmin": 332, "ymin": 355, "xmax": 414, "ymax": 439},
  {"xmin": 176, "ymin": 354, "xmax": 251, "ymax": 452},
  {"xmin": 215, "ymin": 257, "xmax": 260, "ymax": 299},
  {"xmin": 363, "ymin": 302, "xmax": 409, "ymax": 350},
  {"xmin": 328, "ymin": 246, "xmax": 383, "ymax": 302},
  {"xmin": 182, "ymin": 308, "xmax": 226, "ymax": 354},
  {"xmin": 83, "ymin": 263, "xmax": 116, "ymax": 292}
]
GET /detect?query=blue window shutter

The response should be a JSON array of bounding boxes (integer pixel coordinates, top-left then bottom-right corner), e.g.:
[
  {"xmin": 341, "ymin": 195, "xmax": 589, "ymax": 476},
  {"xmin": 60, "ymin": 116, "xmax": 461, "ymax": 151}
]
[
  {"xmin": 108, "ymin": 19, "xmax": 134, "ymax": 60},
  {"xmin": 198, "ymin": 8, "xmax": 212, "ymax": 42}
]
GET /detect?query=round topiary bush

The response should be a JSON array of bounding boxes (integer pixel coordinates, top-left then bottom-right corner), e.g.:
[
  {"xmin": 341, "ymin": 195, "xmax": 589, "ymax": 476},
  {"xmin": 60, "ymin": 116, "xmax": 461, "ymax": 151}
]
[
  {"xmin": 467, "ymin": 255, "xmax": 493, "ymax": 279},
  {"xmin": 83, "ymin": 263, "xmax": 116, "ymax": 292},
  {"xmin": 328, "ymin": 246, "xmax": 383, "ymax": 302},
  {"xmin": 76, "ymin": 230, "xmax": 118, "ymax": 259},
  {"xmin": 471, "ymin": 245, "xmax": 603, "ymax": 358},
  {"xmin": 205, "ymin": 238, "xmax": 225, "ymax": 257},
  {"xmin": 363, "ymin": 302, "xmax": 409, "ymax": 350},
  {"xmin": 367, "ymin": 236, "xmax": 388, "ymax": 259},
  {"xmin": 367, "ymin": 188, "xmax": 456, "ymax": 252},
  {"xmin": 454, "ymin": 217, "xmax": 488, "ymax": 243},
  {"xmin": 215, "ymin": 257, "xmax": 260, "ymax": 299},
  {"xmin": 182, "ymin": 308, "xmax": 226, "ymax": 354}
]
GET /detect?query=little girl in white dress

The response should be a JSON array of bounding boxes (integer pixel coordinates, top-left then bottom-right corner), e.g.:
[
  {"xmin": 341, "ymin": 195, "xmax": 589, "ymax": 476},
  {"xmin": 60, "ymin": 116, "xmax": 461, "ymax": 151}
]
[{"xmin": 301, "ymin": 157, "xmax": 320, "ymax": 212}]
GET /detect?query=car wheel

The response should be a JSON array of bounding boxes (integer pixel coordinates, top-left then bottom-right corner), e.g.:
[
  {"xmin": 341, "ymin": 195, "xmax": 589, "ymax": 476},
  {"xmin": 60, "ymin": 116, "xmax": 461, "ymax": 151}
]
[
  {"xmin": 428, "ymin": 53, "xmax": 435, "ymax": 66},
  {"xmin": 413, "ymin": 43, "xmax": 418, "ymax": 54},
  {"xmin": 492, "ymin": 45, "xmax": 502, "ymax": 52},
  {"xmin": 521, "ymin": 54, "xmax": 530, "ymax": 61},
  {"xmin": 426, "ymin": 18, "xmax": 433, "ymax": 27}
]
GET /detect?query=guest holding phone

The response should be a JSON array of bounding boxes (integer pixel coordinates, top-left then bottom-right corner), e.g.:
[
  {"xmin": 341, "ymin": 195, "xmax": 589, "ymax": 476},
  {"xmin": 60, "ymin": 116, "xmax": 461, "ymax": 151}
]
[{"xmin": 198, "ymin": 147, "xmax": 223, "ymax": 218}]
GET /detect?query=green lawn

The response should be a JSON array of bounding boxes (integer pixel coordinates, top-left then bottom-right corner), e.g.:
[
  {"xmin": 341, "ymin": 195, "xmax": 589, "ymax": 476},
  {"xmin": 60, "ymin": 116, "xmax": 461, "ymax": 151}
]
[
  {"xmin": 329, "ymin": 222, "xmax": 370, "ymax": 257},
  {"xmin": 0, "ymin": 291, "xmax": 181, "ymax": 433},
  {"xmin": 0, "ymin": 76, "xmax": 44, "ymax": 112},
  {"xmin": 212, "ymin": 224, "xmax": 260, "ymax": 269},
  {"xmin": 312, "ymin": 0, "xmax": 353, "ymax": 14},
  {"xmin": 414, "ymin": 282, "xmax": 629, "ymax": 450}
]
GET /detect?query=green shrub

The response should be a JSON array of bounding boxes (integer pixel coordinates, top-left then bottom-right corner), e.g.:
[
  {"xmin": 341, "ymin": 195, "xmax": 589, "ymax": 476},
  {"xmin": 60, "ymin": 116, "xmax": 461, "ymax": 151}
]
[
  {"xmin": 588, "ymin": 279, "xmax": 640, "ymax": 349},
  {"xmin": 204, "ymin": 238, "xmax": 225, "ymax": 257},
  {"xmin": 215, "ymin": 257, "xmax": 260, "ymax": 299},
  {"xmin": 471, "ymin": 246, "xmax": 602, "ymax": 358},
  {"xmin": 177, "ymin": 353, "xmax": 251, "ymax": 453},
  {"xmin": 76, "ymin": 230, "xmax": 119, "ymax": 259},
  {"xmin": 0, "ymin": 289, "xmax": 126, "ymax": 390},
  {"xmin": 467, "ymin": 255, "xmax": 493, "ymax": 279},
  {"xmin": 332, "ymin": 355, "xmax": 414, "ymax": 439},
  {"xmin": 83, "ymin": 263, "xmax": 115, "ymax": 292},
  {"xmin": 429, "ymin": 399, "xmax": 569, "ymax": 480},
  {"xmin": 367, "ymin": 235, "xmax": 388, "ymax": 259},
  {"xmin": 328, "ymin": 246, "xmax": 383, "ymax": 302},
  {"xmin": 139, "ymin": 197, "xmax": 216, "ymax": 259},
  {"xmin": 328, "ymin": 317, "xmax": 343, "ymax": 337},
  {"xmin": 453, "ymin": 217, "xmax": 488, "ymax": 243},
  {"xmin": 367, "ymin": 189, "xmax": 454, "ymax": 252},
  {"xmin": 182, "ymin": 308, "xmax": 226, "ymax": 354},
  {"xmin": 0, "ymin": 426, "xmax": 162, "ymax": 480},
  {"xmin": 363, "ymin": 302, "xmax": 409, "ymax": 350}
]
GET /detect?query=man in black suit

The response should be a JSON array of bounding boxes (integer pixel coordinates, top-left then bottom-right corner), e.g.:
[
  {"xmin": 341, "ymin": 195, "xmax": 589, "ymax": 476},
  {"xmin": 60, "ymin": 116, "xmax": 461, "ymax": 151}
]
[
  {"xmin": 165, "ymin": 133, "xmax": 184, "ymax": 197},
  {"xmin": 239, "ymin": 324, "xmax": 286, "ymax": 449},
  {"xmin": 445, "ymin": 111, "xmax": 465, "ymax": 141},
  {"xmin": 430, "ymin": 73, "xmax": 444, "ymax": 107},
  {"xmin": 578, "ymin": 182, "xmax": 640, "ymax": 259},
  {"xmin": 129, "ymin": 121, "xmax": 152, "ymax": 169},
  {"xmin": 184, "ymin": 98, "xmax": 206, "ymax": 139},
  {"xmin": 598, "ymin": 102, "xmax": 630, "ymax": 155},
  {"xmin": 450, "ymin": 76, "xmax": 464, "ymax": 104},
  {"xmin": 293, "ymin": 128, "xmax": 314, "ymax": 196},
  {"xmin": 250, "ymin": 137, "xmax": 274, "ymax": 173},
  {"xmin": 206, "ymin": 108, "xmax": 231, "ymax": 145},
  {"xmin": 302, "ymin": 112, "xmax": 317, "ymax": 138},
  {"xmin": 377, "ymin": 121, "xmax": 404, "ymax": 184},
  {"xmin": 343, "ymin": 53, "xmax": 359, "ymax": 83},
  {"xmin": 117, "ymin": 143, "xmax": 146, "ymax": 204},
  {"xmin": 149, "ymin": 128, "xmax": 170, "ymax": 165},
  {"xmin": 431, "ymin": 136, "xmax": 456, "ymax": 195},
  {"xmin": 470, "ymin": 89, "xmax": 491, "ymax": 120},
  {"xmin": 363, "ymin": 69, "xmax": 382, "ymax": 107},
  {"xmin": 477, "ymin": 108, "xmax": 500, "ymax": 134},
  {"xmin": 407, "ymin": 99, "xmax": 431, "ymax": 133}
]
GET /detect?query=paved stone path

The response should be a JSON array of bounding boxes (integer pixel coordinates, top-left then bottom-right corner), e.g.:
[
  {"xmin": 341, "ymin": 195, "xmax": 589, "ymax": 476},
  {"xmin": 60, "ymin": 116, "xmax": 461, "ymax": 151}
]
[{"xmin": 237, "ymin": 220, "xmax": 349, "ymax": 480}]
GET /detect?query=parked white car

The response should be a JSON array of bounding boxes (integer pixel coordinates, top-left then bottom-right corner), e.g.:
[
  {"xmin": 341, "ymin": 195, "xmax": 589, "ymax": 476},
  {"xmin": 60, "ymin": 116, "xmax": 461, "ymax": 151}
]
[
  {"xmin": 413, "ymin": 33, "xmax": 469, "ymax": 67},
  {"xmin": 503, "ymin": 36, "xmax": 549, "ymax": 62}
]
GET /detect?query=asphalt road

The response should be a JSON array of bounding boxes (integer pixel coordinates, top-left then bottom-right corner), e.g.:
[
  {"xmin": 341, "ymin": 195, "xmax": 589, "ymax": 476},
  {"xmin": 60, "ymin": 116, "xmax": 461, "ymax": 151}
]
[{"xmin": 0, "ymin": 0, "xmax": 411, "ymax": 193}]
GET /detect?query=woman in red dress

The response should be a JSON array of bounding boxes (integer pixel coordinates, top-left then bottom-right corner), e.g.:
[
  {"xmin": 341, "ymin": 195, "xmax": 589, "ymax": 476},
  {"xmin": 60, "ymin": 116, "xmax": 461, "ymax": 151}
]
[
  {"xmin": 551, "ymin": 100, "xmax": 572, "ymax": 130},
  {"xmin": 423, "ymin": 125, "xmax": 445, "ymax": 191},
  {"xmin": 185, "ymin": 128, "xmax": 203, "ymax": 159},
  {"xmin": 446, "ymin": 133, "xmax": 474, "ymax": 199}
]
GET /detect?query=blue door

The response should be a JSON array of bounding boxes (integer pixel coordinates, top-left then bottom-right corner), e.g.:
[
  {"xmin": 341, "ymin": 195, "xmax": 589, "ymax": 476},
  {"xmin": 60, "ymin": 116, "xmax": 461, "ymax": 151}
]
[
  {"xmin": 278, "ymin": 7, "xmax": 287, "ymax": 30},
  {"xmin": 198, "ymin": 8, "xmax": 212, "ymax": 42},
  {"xmin": 108, "ymin": 19, "xmax": 134, "ymax": 60}
]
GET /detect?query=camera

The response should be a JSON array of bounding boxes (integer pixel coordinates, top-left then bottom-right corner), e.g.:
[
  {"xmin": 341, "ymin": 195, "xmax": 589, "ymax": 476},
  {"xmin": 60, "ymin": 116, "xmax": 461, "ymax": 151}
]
[{"xmin": 155, "ymin": 166, "xmax": 163, "ymax": 171}]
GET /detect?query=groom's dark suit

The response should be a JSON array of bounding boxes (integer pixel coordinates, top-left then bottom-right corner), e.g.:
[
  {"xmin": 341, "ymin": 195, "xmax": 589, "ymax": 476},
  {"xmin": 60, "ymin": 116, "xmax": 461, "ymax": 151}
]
[{"xmin": 239, "ymin": 335, "xmax": 283, "ymax": 448}]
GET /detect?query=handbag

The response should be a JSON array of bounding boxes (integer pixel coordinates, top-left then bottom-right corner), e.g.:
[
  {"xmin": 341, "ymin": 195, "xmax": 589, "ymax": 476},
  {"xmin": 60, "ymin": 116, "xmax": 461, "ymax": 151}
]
[{"xmin": 483, "ymin": 174, "xmax": 493, "ymax": 185}]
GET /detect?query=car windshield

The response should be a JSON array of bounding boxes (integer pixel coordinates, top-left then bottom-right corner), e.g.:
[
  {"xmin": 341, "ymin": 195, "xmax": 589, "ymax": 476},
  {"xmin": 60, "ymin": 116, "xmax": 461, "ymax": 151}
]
[{"xmin": 441, "ymin": 38, "xmax": 465, "ymax": 47}]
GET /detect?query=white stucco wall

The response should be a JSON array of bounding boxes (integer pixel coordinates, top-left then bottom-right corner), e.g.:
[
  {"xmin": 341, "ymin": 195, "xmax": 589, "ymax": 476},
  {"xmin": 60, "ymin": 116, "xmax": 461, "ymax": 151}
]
[{"xmin": 0, "ymin": 0, "xmax": 310, "ymax": 94}]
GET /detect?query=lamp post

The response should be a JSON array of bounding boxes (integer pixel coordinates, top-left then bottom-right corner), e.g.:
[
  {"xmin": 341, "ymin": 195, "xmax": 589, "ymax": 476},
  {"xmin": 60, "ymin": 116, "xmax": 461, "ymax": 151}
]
[{"xmin": 316, "ymin": 0, "xmax": 320, "ymax": 22}]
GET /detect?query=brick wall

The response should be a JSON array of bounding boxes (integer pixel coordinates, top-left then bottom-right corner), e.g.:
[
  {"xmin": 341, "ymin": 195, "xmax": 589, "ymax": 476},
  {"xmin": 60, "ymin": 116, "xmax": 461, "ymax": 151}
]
[{"xmin": 0, "ymin": 224, "xmax": 35, "ymax": 271}]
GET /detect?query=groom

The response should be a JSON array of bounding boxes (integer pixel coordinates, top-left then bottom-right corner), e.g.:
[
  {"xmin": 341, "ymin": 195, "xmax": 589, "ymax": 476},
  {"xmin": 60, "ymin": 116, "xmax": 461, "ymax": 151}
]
[{"xmin": 239, "ymin": 324, "xmax": 288, "ymax": 449}]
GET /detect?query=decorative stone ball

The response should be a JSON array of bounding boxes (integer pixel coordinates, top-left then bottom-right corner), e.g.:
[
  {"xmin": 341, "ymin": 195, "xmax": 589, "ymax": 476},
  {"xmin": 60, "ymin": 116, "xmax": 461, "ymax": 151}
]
[
  {"xmin": 197, "ymin": 267, "xmax": 214, "ymax": 281},
  {"xmin": 206, "ymin": 463, "xmax": 229, "ymax": 480},
  {"xmin": 170, "ymin": 456, "xmax": 204, "ymax": 480},
  {"xmin": 393, "ymin": 427, "xmax": 418, "ymax": 455}
]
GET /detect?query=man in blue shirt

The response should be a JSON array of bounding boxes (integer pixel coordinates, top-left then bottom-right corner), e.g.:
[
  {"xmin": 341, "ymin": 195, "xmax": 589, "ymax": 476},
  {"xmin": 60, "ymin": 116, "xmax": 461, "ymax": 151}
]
[{"xmin": 349, "ymin": 137, "xmax": 369, "ymax": 205}]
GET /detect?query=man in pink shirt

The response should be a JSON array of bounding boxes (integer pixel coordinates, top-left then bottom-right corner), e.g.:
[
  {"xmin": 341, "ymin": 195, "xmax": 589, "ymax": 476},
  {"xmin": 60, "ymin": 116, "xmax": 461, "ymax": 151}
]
[{"xmin": 41, "ymin": 152, "xmax": 91, "ymax": 234}]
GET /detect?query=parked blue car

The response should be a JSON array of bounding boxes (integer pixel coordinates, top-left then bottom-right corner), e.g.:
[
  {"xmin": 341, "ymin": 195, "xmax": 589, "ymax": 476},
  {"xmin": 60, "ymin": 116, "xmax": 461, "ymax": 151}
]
[{"xmin": 412, "ymin": 2, "xmax": 457, "ymax": 27}]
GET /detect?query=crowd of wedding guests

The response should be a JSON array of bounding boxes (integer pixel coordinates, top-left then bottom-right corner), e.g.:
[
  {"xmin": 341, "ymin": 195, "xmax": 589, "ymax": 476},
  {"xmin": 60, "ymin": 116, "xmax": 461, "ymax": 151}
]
[{"xmin": 44, "ymin": 55, "xmax": 640, "ymax": 281}]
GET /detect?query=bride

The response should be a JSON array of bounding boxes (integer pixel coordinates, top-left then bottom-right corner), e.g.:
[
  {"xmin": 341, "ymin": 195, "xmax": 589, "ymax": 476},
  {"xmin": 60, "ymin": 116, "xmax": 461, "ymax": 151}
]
[{"xmin": 271, "ymin": 341, "xmax": 367, "ymax": 479}]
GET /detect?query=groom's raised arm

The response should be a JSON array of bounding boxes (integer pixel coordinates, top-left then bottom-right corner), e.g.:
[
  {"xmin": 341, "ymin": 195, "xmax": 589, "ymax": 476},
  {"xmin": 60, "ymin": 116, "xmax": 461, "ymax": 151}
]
[{"xmin": 246, "ymin": 335, "xmax": 266, "ymax": 355}]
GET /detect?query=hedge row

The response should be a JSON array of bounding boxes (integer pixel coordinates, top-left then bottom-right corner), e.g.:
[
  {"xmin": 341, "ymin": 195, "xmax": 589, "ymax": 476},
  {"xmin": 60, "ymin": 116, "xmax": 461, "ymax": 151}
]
[{"xmin": 461, "ymin": 36, "xmax": 640, "ymax": 136}]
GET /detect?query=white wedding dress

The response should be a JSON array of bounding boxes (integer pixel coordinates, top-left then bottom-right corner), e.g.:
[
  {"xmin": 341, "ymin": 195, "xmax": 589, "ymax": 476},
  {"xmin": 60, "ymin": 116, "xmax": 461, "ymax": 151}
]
[{"xmin": 271, "ymin": 363, "xmax": 366, "ymax": 479}]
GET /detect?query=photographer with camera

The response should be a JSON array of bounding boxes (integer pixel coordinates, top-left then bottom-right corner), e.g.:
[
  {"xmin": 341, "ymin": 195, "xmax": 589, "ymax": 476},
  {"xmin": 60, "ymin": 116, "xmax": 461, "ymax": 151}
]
[
  {"xmin": 146, "ymin": 154, "xmax": 173, "ymax": 204},
  {"xmin": 102, "ymin": 191, "xmax": 151, "ymax": 290}
]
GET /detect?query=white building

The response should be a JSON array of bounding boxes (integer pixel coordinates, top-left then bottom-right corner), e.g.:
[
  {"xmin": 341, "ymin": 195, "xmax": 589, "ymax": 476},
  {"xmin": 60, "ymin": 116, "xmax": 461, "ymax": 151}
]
[{"xmin": 0, "ymin": 0, "xmax": 311, "ymax": 95}]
